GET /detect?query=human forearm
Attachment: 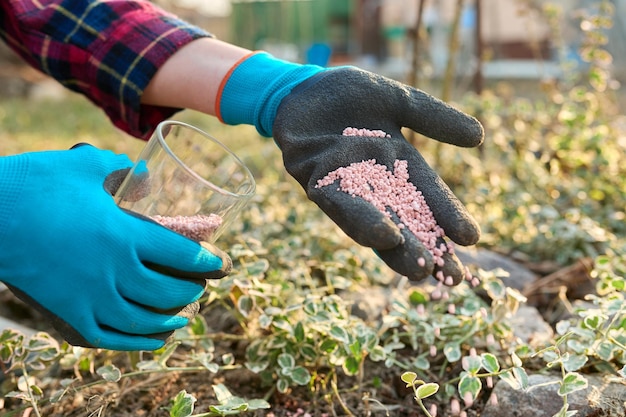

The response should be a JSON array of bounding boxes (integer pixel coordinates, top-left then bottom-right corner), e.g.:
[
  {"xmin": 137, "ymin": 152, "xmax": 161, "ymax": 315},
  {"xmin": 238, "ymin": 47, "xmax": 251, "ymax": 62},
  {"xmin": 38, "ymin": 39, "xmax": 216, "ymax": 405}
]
[{"xmin": 141, "ymin": 38, "xmax": 251, "ymax": 117}]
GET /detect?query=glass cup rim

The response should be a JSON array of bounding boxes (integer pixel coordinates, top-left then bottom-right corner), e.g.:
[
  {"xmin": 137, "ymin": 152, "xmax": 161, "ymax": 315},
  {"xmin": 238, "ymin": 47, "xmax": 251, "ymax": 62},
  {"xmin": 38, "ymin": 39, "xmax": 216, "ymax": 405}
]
[{"xmin": 154, "ymin": 120, "xmax": 256, "ymax": 199}]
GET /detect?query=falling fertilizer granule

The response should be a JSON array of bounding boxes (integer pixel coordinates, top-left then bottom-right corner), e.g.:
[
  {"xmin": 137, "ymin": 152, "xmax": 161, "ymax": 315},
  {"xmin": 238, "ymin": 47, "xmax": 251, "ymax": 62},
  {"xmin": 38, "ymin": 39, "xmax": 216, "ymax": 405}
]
[
  {"xmin": 315, "ymin": 127, "xmax": 455, "ymax": 273},
  {"xmin": 151, "ymin": 213, "xmax": 223, "ymax": 242}
]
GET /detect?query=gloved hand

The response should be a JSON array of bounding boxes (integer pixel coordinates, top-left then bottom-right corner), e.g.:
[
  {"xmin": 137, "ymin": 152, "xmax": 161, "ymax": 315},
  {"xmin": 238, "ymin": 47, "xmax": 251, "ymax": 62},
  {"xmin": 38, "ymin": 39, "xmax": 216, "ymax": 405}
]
[
  {"xmin": 0, "ymin": 144, "xmax": 231, "ymax": 350},
  {"xmin": 218, "ymin": 53, "xmax": 483, "ymax": 284}
]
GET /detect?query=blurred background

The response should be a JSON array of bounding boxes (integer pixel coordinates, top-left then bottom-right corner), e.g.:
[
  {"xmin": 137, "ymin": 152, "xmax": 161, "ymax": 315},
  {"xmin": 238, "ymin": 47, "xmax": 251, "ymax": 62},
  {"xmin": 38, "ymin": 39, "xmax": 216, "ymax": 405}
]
[{"xmin": 2, "ymin": 0, "xmax": 626, "ymax": 104}]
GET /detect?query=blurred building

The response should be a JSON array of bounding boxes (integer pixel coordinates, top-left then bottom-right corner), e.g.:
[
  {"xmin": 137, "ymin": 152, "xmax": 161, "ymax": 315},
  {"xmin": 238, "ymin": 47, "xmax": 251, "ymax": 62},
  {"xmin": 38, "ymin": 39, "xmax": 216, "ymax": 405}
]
[{"xmin": 2, "ymin": 0, "xmax": 626, "ymax": 96}]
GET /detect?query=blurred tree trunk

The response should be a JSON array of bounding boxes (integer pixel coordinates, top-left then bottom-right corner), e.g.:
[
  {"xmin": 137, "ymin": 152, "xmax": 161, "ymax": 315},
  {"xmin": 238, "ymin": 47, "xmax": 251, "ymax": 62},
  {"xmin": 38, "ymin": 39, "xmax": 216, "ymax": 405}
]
[
  {"xmin": 434, "ymin": 0, "xmax": 464, "ymax": 167},
  {"xmin": 473, "ymin": 0, "xmax": 483, "ymax": 95},
  {"xmin": 407, "ymin": 0, "xmax": 426, "ymax": 89},
  {"xmin": 407, "ymin": 0, "xmax": 426, "ymax": 147},
  {"xmin": 441, "ymin": 0, "xmax": 464, "ymax": 103}
]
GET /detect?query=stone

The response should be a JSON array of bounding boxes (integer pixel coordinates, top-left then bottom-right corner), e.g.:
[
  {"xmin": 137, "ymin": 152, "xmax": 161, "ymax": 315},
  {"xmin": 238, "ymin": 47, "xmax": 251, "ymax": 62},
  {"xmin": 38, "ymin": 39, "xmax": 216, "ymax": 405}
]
[
  {"xmin": 509, "ymin": 305, "xmax": 554, "ymax": 348},
  {"xmin": 481, "ymin": 373, "xmax": 626, "ymax": 417},
  {"xmin": 455, "ymin": 247, "xmax": 538, "ymax": 293}
]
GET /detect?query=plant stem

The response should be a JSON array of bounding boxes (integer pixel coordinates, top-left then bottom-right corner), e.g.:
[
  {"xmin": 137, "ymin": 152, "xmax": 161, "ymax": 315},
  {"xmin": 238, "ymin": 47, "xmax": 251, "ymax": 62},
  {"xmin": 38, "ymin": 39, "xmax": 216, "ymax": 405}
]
[
  {"xmin": 20, "ymin": 365, "xmax": 42, "ymax": 417},
  {"xmin": 331, "ymin": 373, "xmax": 354, "ymax": 417},
  {"xmin": 415, "ymin": 397, "xmax": 433, "ymax": 417}
]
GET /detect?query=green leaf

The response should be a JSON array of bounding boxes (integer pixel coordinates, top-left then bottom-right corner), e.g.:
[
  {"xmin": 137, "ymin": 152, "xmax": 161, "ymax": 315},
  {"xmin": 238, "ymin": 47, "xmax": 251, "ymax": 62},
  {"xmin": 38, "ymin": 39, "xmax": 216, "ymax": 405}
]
[
  {"xmin": 330, "ymin": 325, "xmax": 350, "ymax": 344},
  {"xmin": 209, "ymin": 403, "xmax": 248, "ymax": 415},
  {"xmin": 555, "ymin": 320, "xmax": 571, "ymax": 335},
  {"xmin": 247, "ymin": 399, "xmax": 271, "ymax": 410},
  {"xmin": 290, "ymin": 366, "xmax": 311, "ymax": 385},
  {"xmin": 303, "ymin": 300, "xmax": 318, "ymax": 316},
  {"xmin": 443, "ymin": 342, "xmax": 462, "ymax": 362},
  {"xmin": 401, "ymin": 372, "xmax": 417, "ymax": 386},
  {"xmin": 157, "ymin": 341, "xmax": 181, "ymax": 367},
  {"xmin": 96, "ymin": 364, "xmax": 121, "ymax": 382},
  {"xmin": 27, "ymin": 333, "xmax": 59, "ymax": 351},
  {"xmin": 237, "ymin": 295, "xmax": 253, "ymax": 318},
  {"xmin": 413, "ymin": 356, "xmax": 430, "ymax": 371},
  {"xmin": 349, "ymin": 340, "xmax": 362, "ymax": 358},
  {"xmin": 343, "ymin": 356, "xmax": 360, "ymax": 376},
  {"xmin": 272, "ymin": 317, "xmax": 292, "ymax": 333},
  {"xmin": 409, "ymin": 290, "xmax": 427, "ymax": 305},
  {"xmin": 5, "ymin": 391, "xmax": 29, "ymax": 401},
  {"xmin": 258, "ymin": 314, "xmax": 272, "ymax": 329},
  {"xmin": 462, "ymin": 355, "xmax": 483, "ymax": 374},
  {"xmin": 299, "ymin": 344, "xmax": 317, "ymax": 361},
  {"xmin": 277, "ymin": 353, "xmax": 295, "ymax": 369},
  {"xmin": 485, "ymin": 280, "xmax": 506, "ymax": 299},
  {"xmin": 245, "ymin": 259, "xmax": 270, "ymax": 276},
  {"xmin": 213, "ymin": 383, "xmax": 236, "ymax": 405},
  {"xmin": 188, "ymin": 315, "xmax": 207, "ymax": 336},
  {"xmin": 169, "ymin": 390, "xmax": 196, "ymax": 417},
  {"xmin": 416, "ymin": 383, "xmax": 439, "ymax": 399},
  {"xmin": 513, "ymin": 367, "xmax": 529, "ymax": 390},
  {"xmin": 222, "ymin": 353, "xmax": 235, "ymax": 366},
  {"xmin": 595, "ymin": 341, "xmax": 616, "ymax": 361},
  {"xmin": 277, "ymin": 378, "xmax": 290, "ymax": 393},
  {"xmin": 320, "ymin": 339, "xmax": 337, "ymax": 353},
  {"xmin": 458, "ymin": 373, "xmax": 482, "ymax": 400},
  {"xmin": 481, "ymin": 353, "xmax": 500, "ymax": 373},
  {"xmin": 369, "ymin": 345, "xmax": 386, "ymax": 362},
  {"xmin": 558, "ymin": 372, "xmax": 588, "ymax": 396},
  {"xmin": 30, "ymin": 385, "xmax": 43, "ymax": 397},
  {"xmin": 294, "ymin": 321, "xmax": 305, "ymax": 342},
  {"xmin": 562, "ymin": 354, "xmax": 588, "ymax": 372},
  {"xmin": 582, "ymin": 313, "xmax": 604, "ymax": 330},
  {"xmin": 499, "ymin": 370, "xmax": 522, "ymax": 390}
]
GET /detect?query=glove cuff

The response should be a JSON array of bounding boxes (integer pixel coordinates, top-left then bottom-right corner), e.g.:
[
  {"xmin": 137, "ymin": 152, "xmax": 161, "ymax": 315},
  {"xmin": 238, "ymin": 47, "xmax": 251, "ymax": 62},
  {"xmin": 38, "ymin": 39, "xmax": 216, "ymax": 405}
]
[
  {"xmin": 0, "ymin": 155, "xmax": 28, "ymax": 248},
  {"xmin": 216, "ymin": 51, "xmax": 324, "ymax": 137}
]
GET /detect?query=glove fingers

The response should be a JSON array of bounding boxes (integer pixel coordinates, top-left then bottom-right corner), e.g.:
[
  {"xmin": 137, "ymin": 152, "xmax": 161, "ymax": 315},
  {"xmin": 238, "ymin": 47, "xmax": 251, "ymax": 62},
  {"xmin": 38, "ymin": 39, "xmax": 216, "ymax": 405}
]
[
  {"xmin": 86, "ymin": 328, "xmax": 169, "ymax": 351},
  {"xmin": 117, "ymin": 268, "xmax": 206, "ymax": 311},
  {"xmin": 126, "ymin": 210, "xmax": 232, "ymax": 281},
  {"xmin": 404, "ymin": 149, "xmax": 481, "ymax": 246},
  {"xmin": 308, "ymin": 184, "xmax": 404, "ymax": 250},
  {"xmin": 432, "ymin": 247, "xmax": 466, "ymax": 286},
  {"xmin": 394, "ymin": 82, "xmax": 484, "ymax": 148},
  {"xmin": 70, "ymin": 142, "xmax": 136, "ymax": 175},
  {"xmin": 374, "ymin": 228, "xmax": 434, "ymax": 281},
  {"xmin": 98, "ymin": 299, "xmax": 189, "ymax": 337}
]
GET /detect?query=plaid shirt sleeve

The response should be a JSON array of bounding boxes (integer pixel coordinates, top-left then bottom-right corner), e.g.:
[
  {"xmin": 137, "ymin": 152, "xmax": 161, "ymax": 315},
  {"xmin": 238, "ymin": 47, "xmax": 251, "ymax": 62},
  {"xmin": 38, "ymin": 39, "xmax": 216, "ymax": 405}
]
[{"xmin": 0, "ymin": 0, "xmax": 213, "ymax": 139}]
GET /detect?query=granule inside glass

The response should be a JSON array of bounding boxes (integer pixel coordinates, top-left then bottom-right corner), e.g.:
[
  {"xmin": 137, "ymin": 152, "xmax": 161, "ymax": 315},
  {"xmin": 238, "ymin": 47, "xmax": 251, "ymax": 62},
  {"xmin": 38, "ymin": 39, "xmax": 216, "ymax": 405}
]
[{"xmin": 150, "ymin": 213, "xmax": 223, "ymax": 242}]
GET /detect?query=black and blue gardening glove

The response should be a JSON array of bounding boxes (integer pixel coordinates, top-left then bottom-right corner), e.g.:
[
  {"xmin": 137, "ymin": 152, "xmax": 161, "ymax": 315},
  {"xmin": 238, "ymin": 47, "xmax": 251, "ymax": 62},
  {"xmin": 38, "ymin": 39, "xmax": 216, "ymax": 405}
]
[
  {"xmin": 218, "ymin": 52, "xmax": 483, "ymax": 284},
  {"xmin": 0, "ymin": 144, "xmax": 231, "ymax": 350}
]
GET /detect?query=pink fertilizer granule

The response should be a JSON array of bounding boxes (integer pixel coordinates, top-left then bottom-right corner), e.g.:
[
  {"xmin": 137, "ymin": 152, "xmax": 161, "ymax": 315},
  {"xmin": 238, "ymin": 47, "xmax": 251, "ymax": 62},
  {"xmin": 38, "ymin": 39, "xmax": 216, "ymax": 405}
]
[
  {"xmin": 315, "ymin": 159, "xmax": 454, "ymax": 269},
  {"xmin": 342, "ymin": 127, "xmax": 391, "ymax": 138},
  {"xmin": 151, "ymin": 213, "xmax": 223, "ymax": 242},
  {"xmin": 315, "ymin": 127, "xmax": 455, "ymax": 275}
]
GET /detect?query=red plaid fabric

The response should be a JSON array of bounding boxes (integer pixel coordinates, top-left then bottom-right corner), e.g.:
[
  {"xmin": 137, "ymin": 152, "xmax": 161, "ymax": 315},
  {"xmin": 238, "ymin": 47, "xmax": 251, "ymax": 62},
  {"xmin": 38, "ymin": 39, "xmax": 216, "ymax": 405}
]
[{"xmin": 0, "ymin": 0, "xmax": 213, "ymax": 139}]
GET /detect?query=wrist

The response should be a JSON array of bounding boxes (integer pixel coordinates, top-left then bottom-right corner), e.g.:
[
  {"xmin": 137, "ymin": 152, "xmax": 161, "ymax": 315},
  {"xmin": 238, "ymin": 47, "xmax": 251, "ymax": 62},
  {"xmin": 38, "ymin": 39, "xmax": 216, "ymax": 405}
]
[{"xmin": 216, "ymin": 52, "xmax": 324, "ymax": 137}]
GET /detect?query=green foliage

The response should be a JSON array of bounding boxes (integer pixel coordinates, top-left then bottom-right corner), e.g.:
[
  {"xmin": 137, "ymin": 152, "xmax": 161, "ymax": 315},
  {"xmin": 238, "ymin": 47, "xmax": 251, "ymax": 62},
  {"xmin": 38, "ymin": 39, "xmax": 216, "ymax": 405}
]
[
  {"xmin": 167, "ymin": 386, "xmax": 270, "ymax": 417},
  {"xmin": 429, "ymin": 0, "xmax": 626, "ymax": 265}
]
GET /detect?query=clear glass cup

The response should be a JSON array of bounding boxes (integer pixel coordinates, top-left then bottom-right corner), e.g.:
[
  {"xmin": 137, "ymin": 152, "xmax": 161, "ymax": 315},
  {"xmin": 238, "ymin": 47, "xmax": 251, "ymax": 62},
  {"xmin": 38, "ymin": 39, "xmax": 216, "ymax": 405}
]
[{"xmin": 114, "ymin": 120, "xmax": 256, "ymax": 243}]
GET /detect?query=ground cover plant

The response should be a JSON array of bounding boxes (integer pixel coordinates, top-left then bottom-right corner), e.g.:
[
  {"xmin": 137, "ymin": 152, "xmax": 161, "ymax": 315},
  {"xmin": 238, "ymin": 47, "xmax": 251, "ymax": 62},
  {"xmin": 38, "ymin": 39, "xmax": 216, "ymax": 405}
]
[{"xmin": 1, "ymin": 1, "xmax": 625, "ymax": 416}]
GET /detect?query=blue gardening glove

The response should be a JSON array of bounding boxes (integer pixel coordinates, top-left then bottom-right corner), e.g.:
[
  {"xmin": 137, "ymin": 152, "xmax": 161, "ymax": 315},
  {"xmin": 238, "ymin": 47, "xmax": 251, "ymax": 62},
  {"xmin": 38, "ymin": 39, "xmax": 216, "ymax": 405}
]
[
  {"xmin": 218, "ymin": 52, "xmax": 483, "ymax": 284},
  {"xmin": 0, "ymin": 144, "xmax": 231, "ymax": 351}
]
